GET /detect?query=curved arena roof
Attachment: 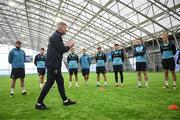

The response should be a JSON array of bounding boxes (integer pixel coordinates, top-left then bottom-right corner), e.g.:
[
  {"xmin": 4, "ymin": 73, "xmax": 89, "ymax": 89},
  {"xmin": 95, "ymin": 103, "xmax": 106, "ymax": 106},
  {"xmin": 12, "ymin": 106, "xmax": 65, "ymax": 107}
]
[{"xmin": 0, "ymin": 0, "xmax": 180, "ymax": 55}]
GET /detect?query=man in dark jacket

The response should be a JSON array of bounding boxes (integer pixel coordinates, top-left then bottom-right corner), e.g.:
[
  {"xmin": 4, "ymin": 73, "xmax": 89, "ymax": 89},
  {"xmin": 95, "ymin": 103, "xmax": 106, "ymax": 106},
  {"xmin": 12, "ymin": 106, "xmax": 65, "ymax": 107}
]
[{"xmin": 35, "ymin": 22, "xmax": 76, "ymax": 110}]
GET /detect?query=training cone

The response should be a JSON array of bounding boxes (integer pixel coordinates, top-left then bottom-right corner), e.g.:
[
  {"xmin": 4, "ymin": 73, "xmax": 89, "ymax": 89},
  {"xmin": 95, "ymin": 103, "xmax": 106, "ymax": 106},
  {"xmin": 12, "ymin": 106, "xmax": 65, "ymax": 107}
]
[{"xmin": 168, "ymin": 104, "xmax": 179, "ymax": 110}]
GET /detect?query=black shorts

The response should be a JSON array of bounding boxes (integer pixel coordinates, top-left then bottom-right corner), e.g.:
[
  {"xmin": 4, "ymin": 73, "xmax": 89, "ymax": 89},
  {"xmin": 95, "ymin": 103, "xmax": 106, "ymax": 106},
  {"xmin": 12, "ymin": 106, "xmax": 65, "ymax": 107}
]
[
  {"xmin": 10, "ymin": 68, "xmax": 25, "ymax": 79},
  {"xmin": 69, "ymin": 68, "xmax": 78, "ymax": 75},
  {"xmin": 113, "ymin": 65, "xmax": 123, "ymax": 72},
  {"xmin": 82, "ymin": 69, "xmax": 90, "ymax": 76},
  {"xmin": 37, "ymin": 68, "xmax": 46, "ymax": 76},
  {"xmin": 136, "ymin": 62, "xmax": 147, "ymax": 71},
  {"xmin": 96, "ymin": 66, "xmax": 106, "ymax": 74},
  {"xmin": 162, "ymin": 58, "xmax": 175, "ymax": 71}
]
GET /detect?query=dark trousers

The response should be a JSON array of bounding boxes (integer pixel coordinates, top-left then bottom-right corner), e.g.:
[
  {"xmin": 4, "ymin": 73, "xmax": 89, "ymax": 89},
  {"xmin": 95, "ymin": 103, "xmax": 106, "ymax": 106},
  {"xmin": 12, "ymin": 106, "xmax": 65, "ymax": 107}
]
[
  {"xmin": 114, "ymin": 71, "xmax": 123, "ymax": 83},
  {"xmin": 37, "ymin": 67, "xmax": 68, "ymax": 103}
]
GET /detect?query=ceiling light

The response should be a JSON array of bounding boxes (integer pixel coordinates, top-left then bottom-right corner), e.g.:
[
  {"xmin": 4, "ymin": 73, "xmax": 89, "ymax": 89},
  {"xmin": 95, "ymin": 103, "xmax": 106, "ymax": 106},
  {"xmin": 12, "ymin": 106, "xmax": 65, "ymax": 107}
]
[
  {"xmin": 16, "ymin": 22, "xmax": 21, "ymax": 26},
  {"xmin": 8, "ymin": 1, "xmax": 16, "ymax": 7},
  {"xmin": 55, "ymin": 17, "xmax": 61, "ymax": 23},
  {"xmin": 21, "ymin": 34, "xmax": 25, "ymax": 37}
]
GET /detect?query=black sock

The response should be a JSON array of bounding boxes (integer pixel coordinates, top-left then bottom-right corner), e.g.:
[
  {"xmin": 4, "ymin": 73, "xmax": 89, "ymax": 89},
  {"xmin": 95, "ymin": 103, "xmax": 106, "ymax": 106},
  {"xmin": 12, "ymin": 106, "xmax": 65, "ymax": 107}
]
[
  {"xmin": 114, "ymin": 72, "xmax": 118, "ymax": 83},
  {"xmin": 120, "ymin": 71, "xmax": 123, "ymax": 83}
]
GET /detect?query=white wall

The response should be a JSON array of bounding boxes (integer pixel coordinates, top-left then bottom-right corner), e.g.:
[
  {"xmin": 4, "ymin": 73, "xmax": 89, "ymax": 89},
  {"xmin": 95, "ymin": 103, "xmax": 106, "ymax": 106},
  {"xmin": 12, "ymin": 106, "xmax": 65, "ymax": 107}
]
[{"xmin": 0, "ymin": 44, "xmax": 68, "ymax": 75}]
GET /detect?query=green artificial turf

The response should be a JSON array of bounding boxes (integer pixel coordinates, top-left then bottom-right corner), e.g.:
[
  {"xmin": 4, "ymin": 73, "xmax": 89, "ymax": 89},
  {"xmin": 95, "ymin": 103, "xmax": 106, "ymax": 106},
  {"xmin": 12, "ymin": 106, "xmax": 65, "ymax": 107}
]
[{"xmin": 0, "ymin": 72, "xmax": 180, "ymax": 120}]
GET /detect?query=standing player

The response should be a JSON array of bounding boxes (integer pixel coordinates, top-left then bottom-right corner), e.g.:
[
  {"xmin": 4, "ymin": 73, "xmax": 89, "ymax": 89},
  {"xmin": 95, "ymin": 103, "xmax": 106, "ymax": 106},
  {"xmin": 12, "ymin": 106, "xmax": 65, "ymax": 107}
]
[
  {"xmin": 67, "ymin": 48, "xmax": 79, "ymax": 88},
  {"xmin": 95, "ymin": 47, "xmax": 107, "ymax": 87},
  {"xmin": 111, "ymin": 44, "xmax": 125, "ymax": 87},
  {"xmin": 34, "ymin": 48, "xmax": 46, "ymax": 90},
  {"xmin": 134, "ymin": 39, "xmax": 149, "ymax": 88},
  {"xmin": 80, "ymin": 49, "xmax": 91, "ymax": 86},
  {"xmin": 160, "ymin": 32, "xmax": 176, "ymax": 89},
  {"xmin": 8, "ymin": 40, "xmax": 27, "ymax": 97}
]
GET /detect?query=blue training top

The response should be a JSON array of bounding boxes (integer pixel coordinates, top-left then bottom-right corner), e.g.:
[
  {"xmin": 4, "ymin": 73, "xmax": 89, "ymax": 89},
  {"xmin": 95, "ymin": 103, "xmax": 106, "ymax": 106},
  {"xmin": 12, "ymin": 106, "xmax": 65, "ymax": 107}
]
[
  {"xmin": 8, "ymin": 48, "xmax": 26, "ymax": 68},
  {"xmin": 80, "ymin": 54, "xmax": 91, "ymax": 69},
  {"xmin": 67, "ymin": 54, "xmax": 79, "ymax": 69},
  {"xmin": 34, "ymin": 54, "xmax": 46, "ymax": 68},
  {"xmin": 111, "ymin": 50, "xmax": 124, "ymax": 65},
  {"xmin": 160, "ymin": 42, "xmax": 176, "ymax": 59},
  {"xmin": 95, "ymin": 52, "xmax": 106, "ymax": 67},
  {"xmin": 134, "ymin": 45, "xmax": 146, "ymax": 62}
]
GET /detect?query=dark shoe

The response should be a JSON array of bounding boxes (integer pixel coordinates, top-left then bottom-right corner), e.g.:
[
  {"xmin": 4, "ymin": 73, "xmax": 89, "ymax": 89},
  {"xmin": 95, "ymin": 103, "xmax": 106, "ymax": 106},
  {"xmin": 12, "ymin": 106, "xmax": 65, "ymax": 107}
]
[
  {"xmin": 35, "ymin": 103, "xmax": 48, "ymax": 110},
  {"xmin": 9, "ymin": 93, "xmax": 14, "ymax": 97},
  {"xmin": 63, "ymin": 99, "xmax": 76, "ymax": 106},
  {"xmin": 22, "ymin": 92, "xmax": 27, "ymax": 95}
]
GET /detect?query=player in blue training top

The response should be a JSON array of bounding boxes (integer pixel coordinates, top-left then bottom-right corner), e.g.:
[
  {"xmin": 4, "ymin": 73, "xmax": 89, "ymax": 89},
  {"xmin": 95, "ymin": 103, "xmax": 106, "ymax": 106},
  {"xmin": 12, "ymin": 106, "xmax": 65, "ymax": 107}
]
[
  {"xmin": 67, "ymin": 48, "xmax": 79, "ymax": 88},
  {"xmin": 134, "ymin": 39, "xmax": 149, "ymax": 88},
  {"xmin": 111, "ymin": 44, "xmax": 125, "ymax": 87},
  {"xmin": 95, "ymin": 47, "xmax": 107, "ymax": 87},
  {"xmin": 160, "ymin": 32, "xmax": 177, "ymax": 89},
  {"xmin": 8, "ymin": 40, "xmax": 27, "ymax": 97},
  {"xmin": 80, "ymin": 49, "xmax": 91, "ymax": 86},
  {"xmin": 34, "ymin": 48, "xmax": 46, "ymax": 90}
]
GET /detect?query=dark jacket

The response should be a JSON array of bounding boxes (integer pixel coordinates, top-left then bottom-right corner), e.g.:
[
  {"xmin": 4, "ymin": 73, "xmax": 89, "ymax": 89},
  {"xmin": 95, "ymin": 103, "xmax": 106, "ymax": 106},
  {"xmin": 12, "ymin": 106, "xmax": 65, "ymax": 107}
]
[{"xmin": 45, "ymin": 30, "xmax": 70, "ymax": 68}]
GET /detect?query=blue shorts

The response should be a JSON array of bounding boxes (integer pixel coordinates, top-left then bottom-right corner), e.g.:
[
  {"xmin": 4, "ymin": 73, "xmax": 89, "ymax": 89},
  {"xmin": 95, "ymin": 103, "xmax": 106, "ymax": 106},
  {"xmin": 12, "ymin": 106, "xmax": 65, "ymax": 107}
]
[
  {"xmin": 82, "ymin": 69, "xmax": 90, "ymax": 76},
  {"xmin": 162, "ymin": 58, "xmax": 175, "ymax": 71},
  {"xmin": 136, "ymin": 62, "xmax": 147, "ymax": 71},
  {"xmin": 69, "ymin": 68, "xmax": 78, "ymax": 75},
  {"xmin": 10, "ymin": 68, "xmax": 25, "ymax": 79},
  {"xmin": 96, "ymin": 66, "xmax": 106, "ymax": 74},
  {"xmin": 37, "ymin": 68, "xmax": 46, "ymax": 76},
  {"xmin": 113, "ymin": 65, "xmax": 123, "ymax": 72}
]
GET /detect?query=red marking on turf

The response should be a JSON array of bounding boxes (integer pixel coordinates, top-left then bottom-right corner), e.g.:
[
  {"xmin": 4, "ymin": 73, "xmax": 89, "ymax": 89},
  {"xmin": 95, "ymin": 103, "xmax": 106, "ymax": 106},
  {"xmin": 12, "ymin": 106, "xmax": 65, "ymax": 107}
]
[{"xmin": 168, "ymin": 104, "xmax": 179, "ymax": 110}]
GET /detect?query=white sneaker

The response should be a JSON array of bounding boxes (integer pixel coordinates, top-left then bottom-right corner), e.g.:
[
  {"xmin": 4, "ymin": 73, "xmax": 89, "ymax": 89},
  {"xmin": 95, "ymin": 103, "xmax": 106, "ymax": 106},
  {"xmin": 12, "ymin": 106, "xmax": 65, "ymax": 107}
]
[
  {"xmin": 76, "ymin": 84, "xmax": 79, "ymax": 88},
  {"xmin": 120, "ymin": 83, "xmax": 124, "ymax": 87},
  {"xmin": 115, "ymin": 83, "xmax": 119, "ymax": 87},
  {"xmin": 146, "ymin": 85, "xmax": 149, "ymax": 88},
  {"xmin": 173, "ymin": 85, "xmax": 176, "ymax": 89},
  {"xmin": 162, "ymin": 85, "xmax": 168, "ymax": 88},
  {"xmin": 137, "ymin": 84, "xmax": 142, "ymax": 88},
  {"xmin": 9, "ymin": 93, "xmax": 14, "ymax": 97},
  {"xmin": 69, "ymin": 84, "xmax": 72, "ymax": 88}
]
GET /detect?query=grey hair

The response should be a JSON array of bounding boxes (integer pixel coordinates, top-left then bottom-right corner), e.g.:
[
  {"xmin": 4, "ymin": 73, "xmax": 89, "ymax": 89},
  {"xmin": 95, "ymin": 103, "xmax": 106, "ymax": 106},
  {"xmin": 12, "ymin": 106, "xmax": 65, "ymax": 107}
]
[
  {"xmin": 57, "ymin": 22, "xmax": 67, "ymax": 29},
  {"xmin": 162, "ymin": 31, "xmax": 169, "ymax": 35}
]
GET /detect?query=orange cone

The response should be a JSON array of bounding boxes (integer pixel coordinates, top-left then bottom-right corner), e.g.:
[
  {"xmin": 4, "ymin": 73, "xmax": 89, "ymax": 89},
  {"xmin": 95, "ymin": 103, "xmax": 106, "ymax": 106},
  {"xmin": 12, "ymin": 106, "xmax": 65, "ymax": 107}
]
[{"xmin": 168, "ymin": 104, "xmax": 179, "ymax": 110}]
